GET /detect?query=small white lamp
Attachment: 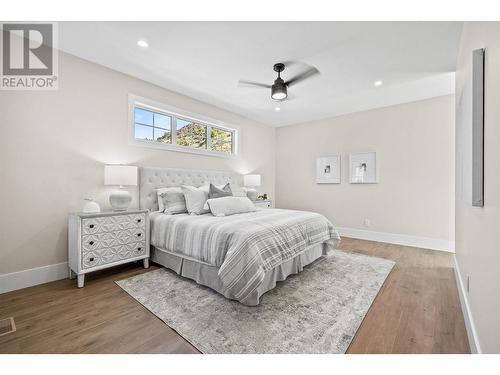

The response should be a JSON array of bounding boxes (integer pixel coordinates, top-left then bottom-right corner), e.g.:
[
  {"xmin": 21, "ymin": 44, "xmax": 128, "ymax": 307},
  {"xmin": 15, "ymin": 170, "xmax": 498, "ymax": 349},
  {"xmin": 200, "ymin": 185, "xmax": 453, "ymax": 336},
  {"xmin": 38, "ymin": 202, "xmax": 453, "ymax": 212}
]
[
  {"xmin": 244, "ymin": 174, "xmax": 261, "ymax": 201},
  {"xmin": 104, "ymin": 165, "xmax": 138, "ymax": 211}
]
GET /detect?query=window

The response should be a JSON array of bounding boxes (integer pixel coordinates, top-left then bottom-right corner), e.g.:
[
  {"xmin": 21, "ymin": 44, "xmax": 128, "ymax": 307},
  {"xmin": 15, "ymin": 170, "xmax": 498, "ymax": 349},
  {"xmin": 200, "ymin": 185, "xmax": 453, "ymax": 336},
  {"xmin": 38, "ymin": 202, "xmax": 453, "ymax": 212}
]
[
  {"xmin": 176, "ymin": 118, "xmax": 207, "ymax": 149},
  {"xmin": 129, "ymin": 95, "xmax": 237, "ymax": 157},
  {"xmin": 134, "ymin": 107, "xmax": 172, "ymax": 143},
  {"xmin": 210, "ymin": 127, "xmax": 233, "ymax": 154}
]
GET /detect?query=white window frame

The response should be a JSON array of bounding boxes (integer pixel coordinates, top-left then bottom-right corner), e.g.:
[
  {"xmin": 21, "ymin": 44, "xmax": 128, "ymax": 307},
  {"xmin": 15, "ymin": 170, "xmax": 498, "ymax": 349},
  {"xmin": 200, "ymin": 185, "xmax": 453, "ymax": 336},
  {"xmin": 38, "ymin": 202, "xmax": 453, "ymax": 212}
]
[{"xmin": 128, "ymin": 94, "xmax": 240, "ymax": 159}]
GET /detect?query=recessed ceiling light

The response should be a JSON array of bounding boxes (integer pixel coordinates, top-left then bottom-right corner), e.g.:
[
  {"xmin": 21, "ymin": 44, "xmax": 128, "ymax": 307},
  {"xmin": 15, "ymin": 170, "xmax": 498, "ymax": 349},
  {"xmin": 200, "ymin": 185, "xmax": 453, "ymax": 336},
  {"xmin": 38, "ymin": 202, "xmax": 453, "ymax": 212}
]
[
  {"xmin": 374, "ymin": 80, "xmax": 383, "ymax": 87},
  {"xmin": 137, "ymin": 39, "xmax": 149, "ymax": 48},
  {"xmin": 275, "ymin": 107, "xmax": 281, "ymax": 112}
]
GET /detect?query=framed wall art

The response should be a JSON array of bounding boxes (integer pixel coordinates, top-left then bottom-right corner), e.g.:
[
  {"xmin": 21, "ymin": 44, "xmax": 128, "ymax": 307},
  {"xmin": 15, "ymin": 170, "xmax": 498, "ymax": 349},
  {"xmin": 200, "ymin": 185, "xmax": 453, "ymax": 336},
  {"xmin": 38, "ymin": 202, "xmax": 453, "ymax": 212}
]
[
  {"xmin": 316, "ymin": 155, "xmax": 341, "ymax": 184},
  {"xmin": 456, "ymin": 48, "xmax": 485, "ymax": 207},
  {"xmin": 349, "ymin": 152, "xmax": 377, "ymax": 183}
]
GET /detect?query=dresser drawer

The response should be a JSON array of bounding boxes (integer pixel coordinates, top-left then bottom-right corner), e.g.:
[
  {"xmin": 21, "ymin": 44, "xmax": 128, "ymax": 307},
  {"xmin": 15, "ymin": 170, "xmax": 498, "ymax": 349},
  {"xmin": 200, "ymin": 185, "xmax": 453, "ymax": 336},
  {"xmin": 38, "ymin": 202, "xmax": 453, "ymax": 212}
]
[
  {"xmin": 82, "ymin": 242, "xmax": 146, "ymax": 269},
  {"xmin": 82, "ymin": 213, "xmax": 146, "ymax": 235},
  {"xmin": 82, "ymin": 228, "xmax": 145, "ymax": 252}
]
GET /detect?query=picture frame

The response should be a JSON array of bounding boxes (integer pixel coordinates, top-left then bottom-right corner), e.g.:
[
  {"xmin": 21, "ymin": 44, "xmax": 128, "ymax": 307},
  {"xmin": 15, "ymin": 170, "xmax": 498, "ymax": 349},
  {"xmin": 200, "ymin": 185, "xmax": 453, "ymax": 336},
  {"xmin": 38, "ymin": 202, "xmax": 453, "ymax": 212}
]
[
  {"xmin": 456, "ymin": 48, "xmax": 485, "ymax": 207},
  {"xmin": 349, "ymin": 152, "xmax": 377, "ymax": 183},
  {"xmin": 316, "ymin": 155, "xmax": 341, "ymax": 184}
]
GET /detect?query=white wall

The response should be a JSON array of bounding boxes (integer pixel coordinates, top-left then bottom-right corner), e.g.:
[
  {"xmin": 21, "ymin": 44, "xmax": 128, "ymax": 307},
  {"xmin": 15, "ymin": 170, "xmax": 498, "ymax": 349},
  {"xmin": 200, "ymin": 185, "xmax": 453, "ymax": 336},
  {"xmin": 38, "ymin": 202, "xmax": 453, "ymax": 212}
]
[
  {"xmin": 0, "ymin": 51, "xmax": 276, "ymax": 275},
  {"xmin": 455, "ymin": 21, "xmax": 500, "ymax": 353},
  {"xmin": 275, "ymin": 95, "xmax": 455, "ymax": 249}
]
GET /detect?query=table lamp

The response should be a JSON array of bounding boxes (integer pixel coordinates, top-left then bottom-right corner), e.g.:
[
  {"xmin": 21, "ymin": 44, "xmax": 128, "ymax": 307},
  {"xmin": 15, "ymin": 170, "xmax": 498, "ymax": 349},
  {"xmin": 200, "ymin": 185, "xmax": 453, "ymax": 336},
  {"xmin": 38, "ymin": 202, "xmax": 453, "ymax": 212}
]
[
  {"xmin": 244, "ymin": 174, "xmax": 261, "ymax": 201},
  {"xmin": 104, "ymin": 165, "xmax": 138, "ymax": 211}
]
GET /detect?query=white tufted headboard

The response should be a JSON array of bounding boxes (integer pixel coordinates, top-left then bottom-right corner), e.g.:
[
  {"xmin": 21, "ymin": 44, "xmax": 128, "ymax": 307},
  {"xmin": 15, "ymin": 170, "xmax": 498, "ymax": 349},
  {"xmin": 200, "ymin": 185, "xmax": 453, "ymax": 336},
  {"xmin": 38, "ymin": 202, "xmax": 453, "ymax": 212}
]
[{"xmin": 139, "ymin": 167, "xmax": 241, "ymax": 212}]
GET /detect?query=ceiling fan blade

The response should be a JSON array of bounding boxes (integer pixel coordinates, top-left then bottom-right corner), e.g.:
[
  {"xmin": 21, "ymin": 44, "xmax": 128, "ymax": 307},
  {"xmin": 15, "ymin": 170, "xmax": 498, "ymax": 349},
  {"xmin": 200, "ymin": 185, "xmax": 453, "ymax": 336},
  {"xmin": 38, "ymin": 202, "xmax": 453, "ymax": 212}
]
[
  {"xmin": 281, "ymin": 60, "xmax": 300, "ymax": 67},
  {"xmin": 285, "ymin": 67, "xmax": 320, "ymax": 87},
  {"xmin": 238, "ymin": 80, "xmax": 271, "ymax": 88}
]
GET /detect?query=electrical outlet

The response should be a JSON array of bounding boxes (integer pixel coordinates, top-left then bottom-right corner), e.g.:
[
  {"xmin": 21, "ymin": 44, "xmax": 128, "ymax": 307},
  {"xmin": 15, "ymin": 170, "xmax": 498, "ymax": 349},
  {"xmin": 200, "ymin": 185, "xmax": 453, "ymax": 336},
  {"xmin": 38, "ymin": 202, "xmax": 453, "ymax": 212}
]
[
  {"xmin": 467, "ymin": 275, "xmax": 471, "ymax": 293},
  {"xmin": 363, "ymin": 218, "xmax": 371, "ymax": 227}
]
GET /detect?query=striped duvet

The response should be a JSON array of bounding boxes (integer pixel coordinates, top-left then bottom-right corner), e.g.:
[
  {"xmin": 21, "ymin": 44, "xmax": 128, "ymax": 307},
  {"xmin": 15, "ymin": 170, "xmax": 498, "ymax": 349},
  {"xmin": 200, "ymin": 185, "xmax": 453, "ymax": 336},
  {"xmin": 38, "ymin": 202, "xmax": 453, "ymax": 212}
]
[{"xmin": 150, "ymin": 208, "xmax": 341, "ymax": 304}]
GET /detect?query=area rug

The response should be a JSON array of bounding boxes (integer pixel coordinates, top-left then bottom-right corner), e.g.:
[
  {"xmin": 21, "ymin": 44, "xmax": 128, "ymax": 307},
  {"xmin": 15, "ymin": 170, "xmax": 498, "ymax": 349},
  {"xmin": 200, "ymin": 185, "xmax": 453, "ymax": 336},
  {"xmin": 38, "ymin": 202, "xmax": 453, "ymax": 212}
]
[{"xmin": 116, "ymin": 249, "xmax": 395, "ymax": 353}]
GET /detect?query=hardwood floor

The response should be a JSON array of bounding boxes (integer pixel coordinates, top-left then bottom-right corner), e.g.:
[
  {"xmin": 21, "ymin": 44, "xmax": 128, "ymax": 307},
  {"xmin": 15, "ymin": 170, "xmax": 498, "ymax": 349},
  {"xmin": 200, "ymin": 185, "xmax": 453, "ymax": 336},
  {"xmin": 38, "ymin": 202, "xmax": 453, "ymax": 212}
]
[
  {"xmin": 342, "ymin": 239, "xmax": 469, "ymax": 354},
  {"xmin": 0, "ymin": 238, "xmax": 470, "ymax": 354}
]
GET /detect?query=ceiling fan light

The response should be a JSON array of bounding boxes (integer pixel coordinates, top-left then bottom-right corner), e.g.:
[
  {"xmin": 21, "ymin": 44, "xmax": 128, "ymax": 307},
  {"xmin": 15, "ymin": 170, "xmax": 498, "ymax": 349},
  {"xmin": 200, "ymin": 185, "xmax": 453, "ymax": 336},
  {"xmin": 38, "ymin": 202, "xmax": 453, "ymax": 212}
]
[
  {"xmin": 271, "ymin": 84, "xmax": 287, "ymax": 100},
  {"xmin": 272, "ymin": 92, "xmax": 287, "ymax": 100}
]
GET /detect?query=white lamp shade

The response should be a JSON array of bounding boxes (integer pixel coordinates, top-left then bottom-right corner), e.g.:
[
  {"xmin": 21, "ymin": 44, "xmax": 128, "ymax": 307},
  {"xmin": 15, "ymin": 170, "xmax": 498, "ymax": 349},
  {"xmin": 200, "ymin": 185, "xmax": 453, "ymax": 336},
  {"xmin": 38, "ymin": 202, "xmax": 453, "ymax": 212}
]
[
  {"xmin": 104, "ymin": 165, "xmax": 138, "ymax": 186},
  {"xmin": 244, "ymin": 174, "xmax": 261, "ymax": 187}
]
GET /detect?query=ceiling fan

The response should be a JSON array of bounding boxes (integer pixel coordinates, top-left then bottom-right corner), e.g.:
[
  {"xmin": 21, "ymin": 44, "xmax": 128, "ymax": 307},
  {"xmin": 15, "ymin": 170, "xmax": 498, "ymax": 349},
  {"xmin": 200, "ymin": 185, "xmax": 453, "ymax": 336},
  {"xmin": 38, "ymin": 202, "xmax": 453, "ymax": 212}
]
[{"xmin": 238, "ymin": 62, "xmax": 320, "ymax": 101}]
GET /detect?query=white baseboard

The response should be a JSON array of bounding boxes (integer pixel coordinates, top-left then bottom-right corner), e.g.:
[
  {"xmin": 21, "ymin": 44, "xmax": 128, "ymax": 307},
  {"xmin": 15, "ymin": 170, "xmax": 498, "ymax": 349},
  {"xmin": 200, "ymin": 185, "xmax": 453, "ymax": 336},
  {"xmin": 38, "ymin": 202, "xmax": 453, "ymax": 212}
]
[
  {"xmin": 0, "ymin": 262, "xmax": 68, "ymax": 294},
  {"xmin": 453, "ymin": 255, "xmax": 482, "ymax": 353},
  {"xmin": 336, "ymin": 227, "xmax": 455, "ymax": 252}
]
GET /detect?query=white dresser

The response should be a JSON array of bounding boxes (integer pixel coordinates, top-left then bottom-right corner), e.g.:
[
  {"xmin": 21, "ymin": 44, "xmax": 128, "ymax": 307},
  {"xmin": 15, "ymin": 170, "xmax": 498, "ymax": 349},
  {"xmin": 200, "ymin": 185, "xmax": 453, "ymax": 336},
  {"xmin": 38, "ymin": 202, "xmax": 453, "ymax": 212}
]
[{"xmin": 68, "ymin": 209, "xmax": 150, "ymax": 287}]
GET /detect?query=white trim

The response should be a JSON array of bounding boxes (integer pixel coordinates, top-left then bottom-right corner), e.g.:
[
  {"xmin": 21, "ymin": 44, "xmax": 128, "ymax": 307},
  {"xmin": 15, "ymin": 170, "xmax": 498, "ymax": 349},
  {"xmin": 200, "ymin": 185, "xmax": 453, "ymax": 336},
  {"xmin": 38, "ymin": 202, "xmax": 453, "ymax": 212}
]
[
  {"xmin": 128, "ymin": 94, "xmax": 240, "ymax": 159},
  {"xmin": 337, "ymin": 226, "xmax": 455, "ymax": 252},
  {"xmin": 453, "ymin": 255, "xmax": 482, "ymax": 353},
  {"xmin": 0, "ymin": 262, "xmax": 68, "ymax": 294}
]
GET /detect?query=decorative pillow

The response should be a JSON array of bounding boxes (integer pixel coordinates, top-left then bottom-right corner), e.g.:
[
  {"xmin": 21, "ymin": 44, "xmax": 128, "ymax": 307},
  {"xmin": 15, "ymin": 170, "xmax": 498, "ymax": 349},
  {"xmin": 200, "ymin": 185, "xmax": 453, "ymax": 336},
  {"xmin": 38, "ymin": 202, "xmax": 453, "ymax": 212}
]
[
  {"xmin": 158, "ymin": 187, "xmax": 187, "ymax": 215},
  {"xmin": 204, "ymin": 196, "xmax": 257, "ymax": 217},
  {"xmin": 156, "ymin": 187, "xmax": 172, "ymax": 212},
  {"xmin": 208, "ymin": 183, "xmax": 232, "ymax": 199},
  {"xmin": 181, "ymin": 185, "xmax": 210, "ymax": 215}
]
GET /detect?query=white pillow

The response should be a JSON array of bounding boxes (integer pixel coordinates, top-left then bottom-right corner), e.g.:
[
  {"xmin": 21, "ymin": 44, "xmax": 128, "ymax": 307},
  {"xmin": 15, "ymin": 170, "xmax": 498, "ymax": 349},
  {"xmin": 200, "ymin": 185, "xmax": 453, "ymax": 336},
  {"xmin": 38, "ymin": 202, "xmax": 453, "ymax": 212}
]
[
  {"xmin": 156, "ymin": 187, "xmax": 172, "ymax": 212},
  {"xmin": 204, "ymin": 196, "xmax": 257, "ymax": 217},
  {"xmin": 158, "ymin": 187, "xmax": 187, "ymax": 215},
  {"xmin": 181, "ymin": 185, "xmax": 210, "ymax": 215}
]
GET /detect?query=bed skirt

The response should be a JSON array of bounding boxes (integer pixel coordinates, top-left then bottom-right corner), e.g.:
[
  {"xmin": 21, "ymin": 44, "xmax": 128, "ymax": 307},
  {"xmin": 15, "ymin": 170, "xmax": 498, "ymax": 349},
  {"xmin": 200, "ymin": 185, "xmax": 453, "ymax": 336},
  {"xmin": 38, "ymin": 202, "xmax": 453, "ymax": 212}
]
[{"xmin": 150, "ymin": 242, "xmax": 327, "ymax": 306}]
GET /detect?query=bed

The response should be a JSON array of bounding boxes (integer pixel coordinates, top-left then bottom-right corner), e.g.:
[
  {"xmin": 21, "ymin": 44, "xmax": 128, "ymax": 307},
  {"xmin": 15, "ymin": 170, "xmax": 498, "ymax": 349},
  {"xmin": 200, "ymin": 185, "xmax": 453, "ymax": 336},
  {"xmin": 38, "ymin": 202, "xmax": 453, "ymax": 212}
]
[{"xmin": 140, "ymin": 167, "xmax": 341, "ymax": 306}]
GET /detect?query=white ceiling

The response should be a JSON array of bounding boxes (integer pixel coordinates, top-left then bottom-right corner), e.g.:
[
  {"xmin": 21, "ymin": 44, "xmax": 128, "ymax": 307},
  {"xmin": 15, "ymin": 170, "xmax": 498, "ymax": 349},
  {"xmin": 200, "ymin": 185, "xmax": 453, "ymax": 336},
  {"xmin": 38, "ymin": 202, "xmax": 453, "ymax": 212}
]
[{"xmin": 59, "ymin": 22, "xmax": 462, "ymax": 127}]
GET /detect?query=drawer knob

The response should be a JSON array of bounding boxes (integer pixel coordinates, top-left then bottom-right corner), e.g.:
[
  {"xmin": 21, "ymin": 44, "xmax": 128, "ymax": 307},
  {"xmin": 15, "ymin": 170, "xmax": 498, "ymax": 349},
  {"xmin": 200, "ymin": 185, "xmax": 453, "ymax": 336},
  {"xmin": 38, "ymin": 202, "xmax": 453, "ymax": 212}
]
[
  {"xmin": 137, "ymin": 233, "xmax": 142, "ymax": 237},
  {"xmin": 137, "ymin": 247, "xmax": 142, "ymax": 251},
  {"xmin": 89, "ymin": 241, "xmax": 94, "ymax": 245},
  {"xmin": 137, "ymin": 219, "xmax": 142, "ymax": 223},
  {"xmin": 89, "ymin": 224, "xmax": 95, "ymax": 229}
]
